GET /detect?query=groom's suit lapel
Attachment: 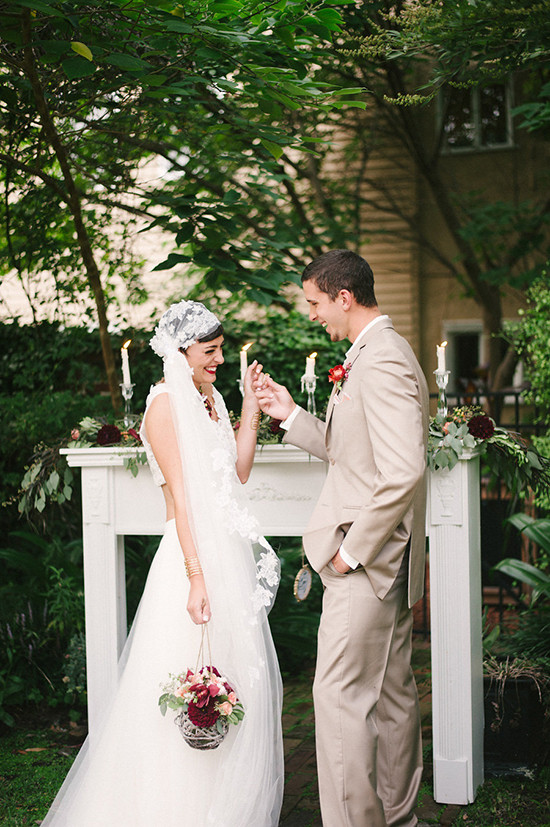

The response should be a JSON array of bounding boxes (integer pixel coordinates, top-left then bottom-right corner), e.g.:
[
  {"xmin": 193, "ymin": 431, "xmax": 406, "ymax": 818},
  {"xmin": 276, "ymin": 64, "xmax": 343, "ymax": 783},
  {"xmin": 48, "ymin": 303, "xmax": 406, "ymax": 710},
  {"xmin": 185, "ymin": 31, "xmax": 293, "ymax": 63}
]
[{"xmin": 325, "ymin": 317, "xmax": 394, "ymax": 433}]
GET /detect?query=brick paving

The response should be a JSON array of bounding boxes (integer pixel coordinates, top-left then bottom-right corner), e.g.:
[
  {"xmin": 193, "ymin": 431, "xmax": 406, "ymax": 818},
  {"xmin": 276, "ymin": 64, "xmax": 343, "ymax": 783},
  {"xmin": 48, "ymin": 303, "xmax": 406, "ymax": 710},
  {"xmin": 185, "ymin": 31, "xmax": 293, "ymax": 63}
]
[{"xmin": 280, "ymin": 638, "xmax": 462, "ymax": 827}]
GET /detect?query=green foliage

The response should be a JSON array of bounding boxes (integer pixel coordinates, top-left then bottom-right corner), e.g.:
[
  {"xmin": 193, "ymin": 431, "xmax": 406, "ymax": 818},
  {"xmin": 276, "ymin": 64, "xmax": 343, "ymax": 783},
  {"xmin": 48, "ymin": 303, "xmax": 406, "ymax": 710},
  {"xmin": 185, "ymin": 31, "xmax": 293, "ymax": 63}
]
[
  {"xmin": 0, "ymin": 529, "xmax": 85, "ymax": 725},
  {"xmin": 511, "ymin": 275, "xmax": 550, "ymax": 427},
  {"xmin": 61, "ymin": 632, "xmax": 87, "ymax": 712},
  {"xmin": 495, "ymin": 513, "xmax": 550, "ymax": 661},
  {"xmin": 369, "ymin": 0, "xmax": 550, "ymax": 94},
  {"xmin": 268, "ymin": 539, "xmax": 323, "ymax": 676},
  {"xmin": 0, "ymin": 0, "xmax": 364, "ymax": 317},
  {"xmin": 428, "ymin": 407, "xmax": 550, "ymax": 501},
  {"xmin": 533, "ymin": 433, "xmax": 550, "ymax": 512}
]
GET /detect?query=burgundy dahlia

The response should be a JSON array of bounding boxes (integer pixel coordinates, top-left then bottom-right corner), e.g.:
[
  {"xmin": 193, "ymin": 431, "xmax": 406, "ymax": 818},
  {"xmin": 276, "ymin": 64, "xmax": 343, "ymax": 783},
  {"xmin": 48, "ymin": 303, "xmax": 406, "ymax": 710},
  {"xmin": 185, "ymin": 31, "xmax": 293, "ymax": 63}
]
[
  {"xmin": 467, "ymin": 414, "xmax": 495, "ymax": 440},
  {"xmin": 187, "ymin": 700, "xmax": 219, "ymax": 728},
  {"xmin": 96, "ymin": 423, "xmax": 122, "ymax": 445}
]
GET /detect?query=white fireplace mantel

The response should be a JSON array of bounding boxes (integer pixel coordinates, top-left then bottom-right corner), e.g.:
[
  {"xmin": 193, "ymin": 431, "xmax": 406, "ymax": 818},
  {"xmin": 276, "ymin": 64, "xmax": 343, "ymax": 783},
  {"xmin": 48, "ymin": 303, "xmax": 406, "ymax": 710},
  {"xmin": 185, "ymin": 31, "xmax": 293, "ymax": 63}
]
[{"xmin": 63, "ymin": 444, "xmax": 485, "ymax": 805}]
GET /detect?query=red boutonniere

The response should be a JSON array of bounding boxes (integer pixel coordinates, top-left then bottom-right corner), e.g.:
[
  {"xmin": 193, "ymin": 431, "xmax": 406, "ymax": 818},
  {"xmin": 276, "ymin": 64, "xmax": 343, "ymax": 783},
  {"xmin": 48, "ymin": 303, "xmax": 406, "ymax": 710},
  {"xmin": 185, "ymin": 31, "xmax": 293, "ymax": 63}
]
[{"xmin": 328, "ymin": 363, "xmax": 350, "ymax": 393}]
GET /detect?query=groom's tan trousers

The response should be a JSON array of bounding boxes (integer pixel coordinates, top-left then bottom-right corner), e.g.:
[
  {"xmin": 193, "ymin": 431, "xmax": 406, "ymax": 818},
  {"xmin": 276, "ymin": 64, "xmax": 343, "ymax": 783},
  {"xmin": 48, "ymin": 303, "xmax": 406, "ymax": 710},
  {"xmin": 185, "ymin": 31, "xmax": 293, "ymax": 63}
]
[{"xmin": 313, "ymin": 552, "xmax": 422, "ymax": 827}]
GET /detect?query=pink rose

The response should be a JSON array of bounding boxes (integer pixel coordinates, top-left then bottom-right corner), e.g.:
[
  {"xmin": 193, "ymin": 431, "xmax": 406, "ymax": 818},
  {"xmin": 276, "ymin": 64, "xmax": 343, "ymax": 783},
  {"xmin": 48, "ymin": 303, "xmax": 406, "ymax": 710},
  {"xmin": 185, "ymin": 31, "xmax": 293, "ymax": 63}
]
[
  {"xmin": 227, "ymin": 692, "xmax": 237, "ymax": 704},
  {"xmin": 218, "ymin": 701, "xmax": 233, "ymax": 716},
  {"xmin": 71, "ymin": 428, "xmax": 80, "ymax": 440}
]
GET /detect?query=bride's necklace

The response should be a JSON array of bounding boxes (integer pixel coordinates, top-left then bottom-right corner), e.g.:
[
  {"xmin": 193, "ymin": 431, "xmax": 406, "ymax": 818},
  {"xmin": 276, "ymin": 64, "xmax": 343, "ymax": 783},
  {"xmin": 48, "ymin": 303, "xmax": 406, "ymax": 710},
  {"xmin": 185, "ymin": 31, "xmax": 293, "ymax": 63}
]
[{"xmin": 199, "ymin": 386, "xmax": 215, "ymax": 419}]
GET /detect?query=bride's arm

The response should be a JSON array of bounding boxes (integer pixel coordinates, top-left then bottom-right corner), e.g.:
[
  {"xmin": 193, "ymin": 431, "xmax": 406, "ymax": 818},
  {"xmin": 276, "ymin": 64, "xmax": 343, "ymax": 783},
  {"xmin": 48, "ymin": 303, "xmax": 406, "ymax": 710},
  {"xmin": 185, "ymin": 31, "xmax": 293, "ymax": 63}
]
[
  {"xmin": 146, "ymin": 393, "xmax": 211, "ymax": 625},
  {"xmin": 235, "ymin": 360, "xmax": 262, "ymax": 484}
]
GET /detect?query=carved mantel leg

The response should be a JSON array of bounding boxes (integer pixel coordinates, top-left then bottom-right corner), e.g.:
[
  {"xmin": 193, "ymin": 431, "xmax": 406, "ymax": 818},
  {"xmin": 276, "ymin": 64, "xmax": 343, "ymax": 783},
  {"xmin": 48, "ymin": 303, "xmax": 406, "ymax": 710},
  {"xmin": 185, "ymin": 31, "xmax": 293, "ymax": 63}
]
[
  {"xmin": 81, "ymin": 465, "xmax": 127, "ymax": 740},
  {"xmin": 428, "ymin": 453, "xmax": 484, "ymax": 804}
]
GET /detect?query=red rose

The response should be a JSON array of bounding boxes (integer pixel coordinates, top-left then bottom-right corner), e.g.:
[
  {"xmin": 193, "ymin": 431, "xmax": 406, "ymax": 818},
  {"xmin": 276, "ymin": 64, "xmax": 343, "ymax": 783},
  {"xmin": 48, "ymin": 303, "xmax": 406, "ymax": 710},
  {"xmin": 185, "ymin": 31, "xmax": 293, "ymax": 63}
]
[
  {"xmin": 187, "ymin": 699, "xmax": 219, "ymax": 728},
  {"xmin": 468, "ymin": 414, "xmax": 495, "ymax": 440},
  {"xmin": 328, "ymin": 365, "xmax": 346, "ymax": 384},
  {"xmin": 96, "ymin": 423, "xmax": 122, "ymax": 445}
]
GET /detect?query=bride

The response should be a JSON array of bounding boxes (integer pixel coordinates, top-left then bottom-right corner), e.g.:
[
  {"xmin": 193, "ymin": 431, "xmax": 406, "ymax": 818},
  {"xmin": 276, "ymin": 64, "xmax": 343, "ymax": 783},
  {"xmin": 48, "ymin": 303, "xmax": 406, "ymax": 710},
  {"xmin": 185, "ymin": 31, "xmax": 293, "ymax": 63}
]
[{"xmin": 42, "ymin": 300, "xmax": 284, "ymax": 826}]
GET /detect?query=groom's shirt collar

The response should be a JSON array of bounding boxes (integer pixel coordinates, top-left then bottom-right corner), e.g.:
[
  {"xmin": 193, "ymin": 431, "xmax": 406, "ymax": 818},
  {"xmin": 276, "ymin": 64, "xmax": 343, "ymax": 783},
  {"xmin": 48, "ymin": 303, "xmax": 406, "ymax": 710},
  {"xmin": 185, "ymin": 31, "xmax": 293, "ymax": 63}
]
[{"xmin": 345, "ymin": 314, "xmax": 389, "ymax": 361}]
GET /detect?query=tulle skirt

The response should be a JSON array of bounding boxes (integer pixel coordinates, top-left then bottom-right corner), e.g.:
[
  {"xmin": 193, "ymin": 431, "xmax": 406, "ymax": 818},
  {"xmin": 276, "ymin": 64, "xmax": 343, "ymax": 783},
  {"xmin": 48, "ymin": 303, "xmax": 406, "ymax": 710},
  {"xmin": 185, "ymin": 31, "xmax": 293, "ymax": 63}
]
[{"xmin": 42, "ymin": 520, "xmax": 284, "ymax": 826}]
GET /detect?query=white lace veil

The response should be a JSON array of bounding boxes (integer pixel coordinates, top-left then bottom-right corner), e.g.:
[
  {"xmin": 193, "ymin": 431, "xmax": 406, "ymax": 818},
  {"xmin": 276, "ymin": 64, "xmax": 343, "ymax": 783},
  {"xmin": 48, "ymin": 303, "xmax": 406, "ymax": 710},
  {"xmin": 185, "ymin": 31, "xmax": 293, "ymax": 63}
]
[
  {"xmin": 152, "ymin": 300, "xmax": 280, "ymax": 615},
  {"xmin": 150, "ymin": 299, "xmax": 220, "ymax": 357}
]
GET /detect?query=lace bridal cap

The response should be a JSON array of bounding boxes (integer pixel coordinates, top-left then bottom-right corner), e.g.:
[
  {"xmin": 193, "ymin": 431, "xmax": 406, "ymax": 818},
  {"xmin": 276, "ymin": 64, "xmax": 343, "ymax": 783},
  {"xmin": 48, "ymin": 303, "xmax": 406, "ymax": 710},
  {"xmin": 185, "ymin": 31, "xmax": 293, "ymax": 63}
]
[{"xmin": 150, "ymin": 300, "xmax": 221, "ymax": 358}]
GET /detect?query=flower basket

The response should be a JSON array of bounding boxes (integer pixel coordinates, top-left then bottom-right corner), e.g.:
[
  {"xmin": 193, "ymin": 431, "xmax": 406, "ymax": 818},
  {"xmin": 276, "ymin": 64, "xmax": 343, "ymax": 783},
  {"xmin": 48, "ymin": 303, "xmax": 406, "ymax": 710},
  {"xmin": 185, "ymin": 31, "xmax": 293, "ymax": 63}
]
[
  {"xmin": 159, "ymin": 624, "xmax": 244, "ymax": 751},
  {"xmin": 174, "ymin": 709, "xmax": 229, "ymax": 750}
]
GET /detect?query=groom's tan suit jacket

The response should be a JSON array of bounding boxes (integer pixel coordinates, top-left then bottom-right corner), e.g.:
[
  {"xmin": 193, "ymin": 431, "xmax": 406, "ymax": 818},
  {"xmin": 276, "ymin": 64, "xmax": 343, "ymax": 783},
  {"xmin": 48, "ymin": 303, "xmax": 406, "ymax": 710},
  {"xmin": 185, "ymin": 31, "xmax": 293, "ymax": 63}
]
[{"xmin": 284, "ymin": 317, "xmax": 428, "ymax": 607}]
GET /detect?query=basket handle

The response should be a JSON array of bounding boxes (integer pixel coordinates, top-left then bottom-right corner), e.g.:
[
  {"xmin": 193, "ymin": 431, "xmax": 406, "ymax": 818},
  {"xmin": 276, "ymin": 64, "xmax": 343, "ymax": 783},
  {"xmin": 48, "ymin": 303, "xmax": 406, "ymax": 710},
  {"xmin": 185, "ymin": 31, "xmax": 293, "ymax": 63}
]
[{"xmin": 194, "ymin": 622, "xmax": 214, "ymax": 678}]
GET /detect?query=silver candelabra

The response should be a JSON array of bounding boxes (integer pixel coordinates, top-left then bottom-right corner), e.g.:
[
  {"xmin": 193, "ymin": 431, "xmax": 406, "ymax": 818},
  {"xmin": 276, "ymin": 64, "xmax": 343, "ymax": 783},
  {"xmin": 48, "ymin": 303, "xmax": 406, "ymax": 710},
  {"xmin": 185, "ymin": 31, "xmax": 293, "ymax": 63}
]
[
  {"xmin": 301, "ymin": 374, "xmax": 317, "ymax": 416},
  {"xmin": 120, "ymin": 382, "xmax": 136, "ymax": 428},
  {"xmin": 434, "ymin": 369, "xmax": 450, "ymax": 418}
]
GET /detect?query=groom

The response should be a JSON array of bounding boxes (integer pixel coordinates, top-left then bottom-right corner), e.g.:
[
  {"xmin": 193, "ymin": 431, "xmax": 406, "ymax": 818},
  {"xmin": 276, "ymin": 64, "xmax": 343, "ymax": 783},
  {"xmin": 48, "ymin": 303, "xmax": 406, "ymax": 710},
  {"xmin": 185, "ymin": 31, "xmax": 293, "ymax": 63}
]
[{"xmin": 256, "ymin": 250, "xmax": 428, "ymax": 826}]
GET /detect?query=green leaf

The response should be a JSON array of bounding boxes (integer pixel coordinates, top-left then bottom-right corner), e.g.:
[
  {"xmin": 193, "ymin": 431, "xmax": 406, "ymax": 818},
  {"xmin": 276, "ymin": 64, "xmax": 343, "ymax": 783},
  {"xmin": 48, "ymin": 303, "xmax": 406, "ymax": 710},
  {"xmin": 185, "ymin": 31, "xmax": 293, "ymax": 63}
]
[
  {"xmin": 152, "ymin": 253, "xmax": 192, "ymax": 271},
  {"xmin": 261, "ymin": 139, "xmax": 284, "ymax": 160},
  {"xmin": 105, "ymin": 54, "xmax": 150, "ymax": 72},
  {"xmin": 71, "ymin": 42, "xmax": 93, "ymax": 62},
  {"xmin": 62, "ymin": 57, "xmax": 96, "ymax": 80}
]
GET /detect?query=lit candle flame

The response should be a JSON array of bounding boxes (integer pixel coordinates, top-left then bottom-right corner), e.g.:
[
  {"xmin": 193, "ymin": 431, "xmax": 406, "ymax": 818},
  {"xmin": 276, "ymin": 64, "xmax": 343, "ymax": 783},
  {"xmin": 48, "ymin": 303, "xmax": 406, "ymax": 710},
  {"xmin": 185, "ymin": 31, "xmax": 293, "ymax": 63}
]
[
  {"xmin": 122, "ymin": 339, "xmax": 132, "ymax": 350},
  {"xmin": 241, "ymin": 342, "xmax": 253, "ymax": 352},
  {"xmin": 440, "ymin": 341, "xmax": 447, "ymax": 348},
  {"xmin": 309, "ymin": 352, "xmax": 317, "ymax": 359}
]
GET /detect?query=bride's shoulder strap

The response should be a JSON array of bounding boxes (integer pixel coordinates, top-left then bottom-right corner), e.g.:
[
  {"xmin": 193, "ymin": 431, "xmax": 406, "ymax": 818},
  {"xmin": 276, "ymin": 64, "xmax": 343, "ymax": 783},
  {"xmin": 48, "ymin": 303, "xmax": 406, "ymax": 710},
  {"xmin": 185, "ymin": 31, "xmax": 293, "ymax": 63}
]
[{"xmin": 145, "ymin": 381, "xmax": 169, "ymax": 407}]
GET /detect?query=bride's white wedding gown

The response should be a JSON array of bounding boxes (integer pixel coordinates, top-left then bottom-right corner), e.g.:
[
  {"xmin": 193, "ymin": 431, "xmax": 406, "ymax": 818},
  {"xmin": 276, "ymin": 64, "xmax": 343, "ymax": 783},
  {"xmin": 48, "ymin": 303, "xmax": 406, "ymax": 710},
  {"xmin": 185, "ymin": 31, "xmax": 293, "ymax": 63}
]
[{"xmin": 42, "ymin": 381, "xmax": 284, "ymax": 826}]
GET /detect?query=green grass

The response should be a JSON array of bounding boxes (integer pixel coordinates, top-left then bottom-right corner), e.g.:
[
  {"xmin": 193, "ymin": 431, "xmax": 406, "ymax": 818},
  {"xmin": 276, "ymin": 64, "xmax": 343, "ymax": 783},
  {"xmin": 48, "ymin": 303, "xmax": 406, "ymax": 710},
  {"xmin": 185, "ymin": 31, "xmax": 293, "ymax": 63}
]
[
  {"xmin": 2, "ymin": 679, "xmax": 550, "ymax": 826},
  {"xmin": 0, "ymin": 722, "xmax": 77, "ymax": 826},
  {"xmin": 453, "ymin": 768, "xmax": 550, "ymax": 826}
]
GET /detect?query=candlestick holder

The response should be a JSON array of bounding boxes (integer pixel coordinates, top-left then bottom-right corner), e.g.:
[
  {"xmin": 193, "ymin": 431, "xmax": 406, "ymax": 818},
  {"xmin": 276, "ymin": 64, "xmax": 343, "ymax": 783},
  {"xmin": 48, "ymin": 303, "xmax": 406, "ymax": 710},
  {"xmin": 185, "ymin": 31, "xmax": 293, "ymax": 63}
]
[
  {"xmin": 301, "ymin": 374, "xmax": 317, "ymax": 416},
  {"xmin": 434, "ymin": 369, "xmax": 450, "ymax": 418},
  {"xmin": 120, "ymin": 382, "xmax": 136, "ymax": 428}
]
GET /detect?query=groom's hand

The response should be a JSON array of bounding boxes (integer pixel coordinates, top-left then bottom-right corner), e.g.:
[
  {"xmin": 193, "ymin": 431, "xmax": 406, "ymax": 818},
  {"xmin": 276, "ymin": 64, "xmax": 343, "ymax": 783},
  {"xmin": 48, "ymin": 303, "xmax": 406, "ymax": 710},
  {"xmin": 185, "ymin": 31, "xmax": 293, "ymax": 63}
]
[
  {"xmin": 255, "ymin": 375, "xmax": 296, "ymax": 422},
  {"xmin": 331, "ymin": 550, "xmax": 351, "ymax": 574}
]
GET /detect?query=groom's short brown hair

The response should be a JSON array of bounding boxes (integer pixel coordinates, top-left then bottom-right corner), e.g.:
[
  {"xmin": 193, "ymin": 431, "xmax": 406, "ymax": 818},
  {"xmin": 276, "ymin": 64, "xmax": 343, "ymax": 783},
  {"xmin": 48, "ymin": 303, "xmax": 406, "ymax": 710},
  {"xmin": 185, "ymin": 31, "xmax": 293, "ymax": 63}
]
[{"xmin": 302, "ymin": 250, "xmax": 377, "ymax": 308}]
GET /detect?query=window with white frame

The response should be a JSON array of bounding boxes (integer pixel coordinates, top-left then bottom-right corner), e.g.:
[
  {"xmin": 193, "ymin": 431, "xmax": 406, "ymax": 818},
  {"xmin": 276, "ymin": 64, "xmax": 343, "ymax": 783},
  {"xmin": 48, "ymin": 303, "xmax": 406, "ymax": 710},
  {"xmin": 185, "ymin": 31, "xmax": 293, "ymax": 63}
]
[
  {"xmin": 439, "ymin": 81, "xmax": 513, "ymax": 152},
  {"xmin": 443, "ymin": 322, "xmax": 484, "ymax": 395}
]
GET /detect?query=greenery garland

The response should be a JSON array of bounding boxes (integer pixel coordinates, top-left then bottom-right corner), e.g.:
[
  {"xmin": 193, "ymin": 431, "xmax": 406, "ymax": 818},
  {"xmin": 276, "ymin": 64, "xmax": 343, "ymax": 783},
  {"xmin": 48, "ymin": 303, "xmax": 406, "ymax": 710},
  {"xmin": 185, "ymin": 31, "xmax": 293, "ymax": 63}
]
[{"xmin": 428, "ymin": 406, "xmax": 550, "ymax": 498}]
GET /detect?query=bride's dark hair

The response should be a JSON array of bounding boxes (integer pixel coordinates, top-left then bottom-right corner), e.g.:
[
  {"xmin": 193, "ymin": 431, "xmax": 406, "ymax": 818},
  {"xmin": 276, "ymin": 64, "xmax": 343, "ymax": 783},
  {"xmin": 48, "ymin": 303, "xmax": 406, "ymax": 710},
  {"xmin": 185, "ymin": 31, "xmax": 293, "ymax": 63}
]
[{"xmin": 198, "ymin": 323, "xmax": 224, "ymax": 343}]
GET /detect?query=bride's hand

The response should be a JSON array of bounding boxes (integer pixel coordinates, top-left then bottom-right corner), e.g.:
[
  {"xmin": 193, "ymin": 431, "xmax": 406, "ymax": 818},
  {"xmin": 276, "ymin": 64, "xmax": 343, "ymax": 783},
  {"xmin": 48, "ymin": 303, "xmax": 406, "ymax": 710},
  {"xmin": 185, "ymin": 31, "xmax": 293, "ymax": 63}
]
[
  {"xmin": 187, "ymin": 577, "xmax": 211, "ymax": 625},
  {"xmin": 243, "ymin": 360, "xmax": 263, "ymax": 403}
]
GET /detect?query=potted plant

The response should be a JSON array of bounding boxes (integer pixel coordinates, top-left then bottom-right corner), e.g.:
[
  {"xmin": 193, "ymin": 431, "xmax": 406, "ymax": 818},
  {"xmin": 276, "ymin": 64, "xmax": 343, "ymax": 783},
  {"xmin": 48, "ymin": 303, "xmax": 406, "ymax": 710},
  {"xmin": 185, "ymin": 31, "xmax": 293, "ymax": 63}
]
[{"xmin": 483, "ymin": 514, "xmax": 550, "ymax": 769}]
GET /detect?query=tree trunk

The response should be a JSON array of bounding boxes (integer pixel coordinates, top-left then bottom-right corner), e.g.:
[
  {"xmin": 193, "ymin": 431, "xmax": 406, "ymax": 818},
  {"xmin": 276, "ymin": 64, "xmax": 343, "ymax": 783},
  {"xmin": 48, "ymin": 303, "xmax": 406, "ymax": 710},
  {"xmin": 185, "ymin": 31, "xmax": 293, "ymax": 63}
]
[{"xmin": 21, "ymin": 11, "xmax": 122, "ymax": 413}]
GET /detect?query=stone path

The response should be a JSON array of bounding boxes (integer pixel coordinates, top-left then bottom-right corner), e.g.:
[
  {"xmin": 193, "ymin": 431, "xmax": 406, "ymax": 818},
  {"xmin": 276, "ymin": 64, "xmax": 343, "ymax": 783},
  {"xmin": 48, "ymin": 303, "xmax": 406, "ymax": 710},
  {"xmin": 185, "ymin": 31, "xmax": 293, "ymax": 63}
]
[{"xmin": 279, "ymin": 639, "xmax": 462, "ymax": 826}]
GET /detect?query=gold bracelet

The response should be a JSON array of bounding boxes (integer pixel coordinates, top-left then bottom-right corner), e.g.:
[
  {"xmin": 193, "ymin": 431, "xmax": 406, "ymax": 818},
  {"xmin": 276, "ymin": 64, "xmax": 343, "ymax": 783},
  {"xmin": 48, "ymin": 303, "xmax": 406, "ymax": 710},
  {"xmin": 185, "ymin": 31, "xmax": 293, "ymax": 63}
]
[
  {"xmin": 250, "ymin": 411, "xmax": 261, "ymax": 431},
  {"xmin": 184, "ymin": 557, "xmax": 203, "ymax": 578}
]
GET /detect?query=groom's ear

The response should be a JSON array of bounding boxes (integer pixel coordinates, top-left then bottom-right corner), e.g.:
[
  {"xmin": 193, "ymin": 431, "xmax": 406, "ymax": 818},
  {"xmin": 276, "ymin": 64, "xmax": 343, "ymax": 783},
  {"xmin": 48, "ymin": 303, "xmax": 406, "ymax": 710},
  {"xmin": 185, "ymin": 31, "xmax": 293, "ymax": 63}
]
[{"xmin": 338, "ymin": 289, "xmax": 353, "ymax": 310}]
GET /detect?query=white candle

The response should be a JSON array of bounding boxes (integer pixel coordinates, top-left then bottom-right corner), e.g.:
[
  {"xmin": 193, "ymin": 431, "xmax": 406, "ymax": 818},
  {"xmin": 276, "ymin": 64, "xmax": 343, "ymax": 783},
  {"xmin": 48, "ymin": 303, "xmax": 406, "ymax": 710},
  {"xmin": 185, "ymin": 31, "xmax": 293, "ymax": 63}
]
[
  {"xmin": 121, "ymin": 339, "xmax": 132, "ymax": 385},
  {"xmin": 240, "ymin": 343, "xmax": 252, "ymax": 384},
  {"xmin": 436, "ymin": 341, "xmax": 447, "ymax": 373},
  {"xmin": 305, "ymin": 351, "xmax": 317, "ymax": 378}
]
